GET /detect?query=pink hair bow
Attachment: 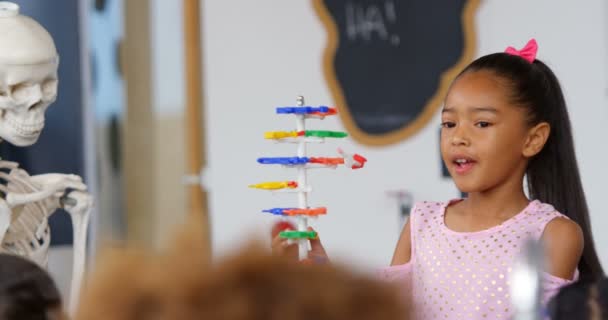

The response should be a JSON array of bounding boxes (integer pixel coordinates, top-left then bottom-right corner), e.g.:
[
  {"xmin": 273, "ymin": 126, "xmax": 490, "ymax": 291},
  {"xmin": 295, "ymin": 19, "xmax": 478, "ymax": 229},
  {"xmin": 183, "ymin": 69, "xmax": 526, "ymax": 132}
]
[{"xmin": 504, "ymin": 38, "xmax": 538, "ymax": 63}]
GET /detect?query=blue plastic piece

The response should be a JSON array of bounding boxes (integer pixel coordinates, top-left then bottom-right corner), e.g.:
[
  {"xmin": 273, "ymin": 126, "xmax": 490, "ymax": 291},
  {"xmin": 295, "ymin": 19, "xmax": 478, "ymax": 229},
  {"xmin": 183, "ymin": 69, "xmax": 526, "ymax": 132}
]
[
  {"xmin": 276, "ymin": 106, "xmax": 330, "ymax": 114},
  {"xmin": 257, "ymin": 157, "xmax": 309, "ymax": 165},
  {"xmin": 262, "ymin": 208, "xmax": 295, "ymax": 215}
]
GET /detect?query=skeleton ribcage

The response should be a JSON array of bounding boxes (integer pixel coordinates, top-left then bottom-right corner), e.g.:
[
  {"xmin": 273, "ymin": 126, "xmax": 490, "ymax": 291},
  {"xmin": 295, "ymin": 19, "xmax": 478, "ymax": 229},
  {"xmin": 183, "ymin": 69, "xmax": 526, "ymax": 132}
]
[{"xmin": 0, "ymin": 160, "xmax": 56, "ymax": 267}]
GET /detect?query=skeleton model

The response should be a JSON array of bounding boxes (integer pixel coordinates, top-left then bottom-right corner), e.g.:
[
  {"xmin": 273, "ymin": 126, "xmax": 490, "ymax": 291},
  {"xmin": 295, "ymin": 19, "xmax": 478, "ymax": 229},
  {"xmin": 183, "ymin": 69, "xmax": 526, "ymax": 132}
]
[{"xmin": 0, "ymin": 2, "xmax": 92, "ymax": 313}]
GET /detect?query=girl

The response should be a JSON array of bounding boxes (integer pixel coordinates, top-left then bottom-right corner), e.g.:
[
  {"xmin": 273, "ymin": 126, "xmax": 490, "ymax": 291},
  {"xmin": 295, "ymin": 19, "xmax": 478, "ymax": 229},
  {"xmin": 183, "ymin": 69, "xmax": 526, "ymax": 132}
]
[
  {"xmin": 0, "ymin": 253, "xmax": 65, "ymax": 320},
  {"xmin": 272, "ymin": 39, "xmax": 605, "ymax": 319},
  {"xmin": 549, "ymin": 277, "xmax": 608, "ymax": 319}
]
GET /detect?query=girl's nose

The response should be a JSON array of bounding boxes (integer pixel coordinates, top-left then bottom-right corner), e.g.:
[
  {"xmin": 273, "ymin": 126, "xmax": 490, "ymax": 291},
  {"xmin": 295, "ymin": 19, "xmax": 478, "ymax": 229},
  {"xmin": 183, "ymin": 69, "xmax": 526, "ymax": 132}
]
[{"xmin": 451, "ymin": 126, "xmax": 470, "ymax": 146}]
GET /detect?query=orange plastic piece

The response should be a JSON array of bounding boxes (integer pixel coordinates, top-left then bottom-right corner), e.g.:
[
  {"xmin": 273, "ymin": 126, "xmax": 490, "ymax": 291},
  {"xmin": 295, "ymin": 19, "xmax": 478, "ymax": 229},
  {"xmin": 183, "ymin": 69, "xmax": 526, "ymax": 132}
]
[
  {"xmin": 282, "ymin": 207, "xmax": 327, "ymax": 216},
  {"xmin": 308, "ymin": 157, "xmax": 345, "ymax": 165}
]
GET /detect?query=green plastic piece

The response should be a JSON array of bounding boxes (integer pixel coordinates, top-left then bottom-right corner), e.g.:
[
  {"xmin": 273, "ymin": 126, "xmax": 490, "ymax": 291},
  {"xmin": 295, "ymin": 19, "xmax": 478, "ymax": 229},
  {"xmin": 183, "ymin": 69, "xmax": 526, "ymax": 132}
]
[
  {"xmin": 279, "ymin": 230, "xmax": 318, "ymax": 239},
  {"xmin": 305, "ymin": 130, "xmax": 348, "ymax": 138}
]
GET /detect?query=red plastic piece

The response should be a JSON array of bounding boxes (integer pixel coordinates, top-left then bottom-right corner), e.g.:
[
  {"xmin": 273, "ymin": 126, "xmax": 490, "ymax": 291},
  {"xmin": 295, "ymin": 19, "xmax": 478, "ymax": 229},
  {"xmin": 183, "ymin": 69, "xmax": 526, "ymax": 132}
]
[
  {"xmin": 310, "ymin": 107, "xmax": 338, "ymax": 116},
  {"xmin": 271, "ymin": 221, "xmax": 296, "ymax": 238},
  {"xmin": 351, "ymin": 154, "xmax": 367, "ymax": 169}
]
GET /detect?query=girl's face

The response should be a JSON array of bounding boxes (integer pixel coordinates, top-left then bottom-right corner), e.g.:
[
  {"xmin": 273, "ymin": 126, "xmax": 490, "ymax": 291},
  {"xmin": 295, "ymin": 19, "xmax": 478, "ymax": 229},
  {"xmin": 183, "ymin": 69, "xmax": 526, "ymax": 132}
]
[{"xmin": 440, "ymin": 70, "xmax": 532, "ymax": 194}]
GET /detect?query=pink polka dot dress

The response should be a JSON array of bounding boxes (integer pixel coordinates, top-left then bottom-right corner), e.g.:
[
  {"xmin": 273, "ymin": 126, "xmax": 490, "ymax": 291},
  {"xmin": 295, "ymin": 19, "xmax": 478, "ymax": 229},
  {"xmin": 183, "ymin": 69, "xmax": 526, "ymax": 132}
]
[{"xmin": 379, "ymin": 200, "xmax": 578, "ymax": 320}]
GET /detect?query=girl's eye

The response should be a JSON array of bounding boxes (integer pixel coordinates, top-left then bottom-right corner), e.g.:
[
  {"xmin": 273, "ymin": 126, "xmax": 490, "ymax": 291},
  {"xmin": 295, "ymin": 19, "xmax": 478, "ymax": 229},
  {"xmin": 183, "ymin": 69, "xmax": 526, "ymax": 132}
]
[
  {"xmin": 441, "ymin": 121, "xmax": 455, "ymax": 128},
  {"xmin": 476, "ymin": 121, "xmax": 491, "ymax": 128}
]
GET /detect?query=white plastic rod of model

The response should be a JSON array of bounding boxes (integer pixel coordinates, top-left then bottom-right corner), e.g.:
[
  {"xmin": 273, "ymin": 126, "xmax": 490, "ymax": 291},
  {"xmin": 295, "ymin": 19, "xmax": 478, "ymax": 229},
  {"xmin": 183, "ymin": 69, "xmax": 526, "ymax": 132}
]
[{"xmin": 295, "ymin": 96, "xmax": 310, "ymax": 260}]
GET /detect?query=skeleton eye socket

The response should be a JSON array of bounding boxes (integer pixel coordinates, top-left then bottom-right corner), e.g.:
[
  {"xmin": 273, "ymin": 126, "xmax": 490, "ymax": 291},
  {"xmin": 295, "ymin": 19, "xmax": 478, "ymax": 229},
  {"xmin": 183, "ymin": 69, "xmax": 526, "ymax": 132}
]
[
  {"xmin": 42, "ymin": 78, "xmax": 58, "ymax": 100},
  {"xmin": 9, "ymin": 83, "xmax": 34, "ymax": 103}
]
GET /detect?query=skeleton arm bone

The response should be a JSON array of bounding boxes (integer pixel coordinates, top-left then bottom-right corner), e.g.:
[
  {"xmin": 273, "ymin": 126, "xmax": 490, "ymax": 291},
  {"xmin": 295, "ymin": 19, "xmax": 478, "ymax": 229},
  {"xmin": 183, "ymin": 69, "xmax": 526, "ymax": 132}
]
[
  {"xmin": 0, "ymin": 171, "xmax": 91, "ymax": 313},
  {"xmin": 0, "ymin": 199, "xmax": 11, "ymax": 243},
  {"xmin": 2, "ymin": 173, "xmax": 87, "ymax": 208},
  {"xmin": 61, "ymin": 190, "xmax": 92, "ymax": 315},
  {"xmin": 26, "ymin": 174, "xmax": 92, "ymax": 313}
]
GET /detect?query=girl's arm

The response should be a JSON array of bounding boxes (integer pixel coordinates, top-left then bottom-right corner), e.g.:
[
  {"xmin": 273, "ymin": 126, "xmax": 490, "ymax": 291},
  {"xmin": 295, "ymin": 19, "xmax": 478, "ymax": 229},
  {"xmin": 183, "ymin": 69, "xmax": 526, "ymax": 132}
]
[
  {"xmin": 541, "ymin": 217, "xmax": 584, "ymax": 280},
  {"xmin": 390, "ymin": 220, "xmax": 412, "ymax": 265},
  {"xmin": 377, "ymin": 220, "xmax": 413, "ymax": 283},
  {"xmin": 540, "ymin": 217, "xmax": 583, "ymax": 306}
]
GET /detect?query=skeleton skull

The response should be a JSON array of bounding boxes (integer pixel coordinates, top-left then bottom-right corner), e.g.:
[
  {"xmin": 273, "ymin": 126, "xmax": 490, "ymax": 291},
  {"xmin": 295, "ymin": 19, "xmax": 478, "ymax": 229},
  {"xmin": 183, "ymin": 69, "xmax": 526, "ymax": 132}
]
[{"xmin": 0, "ymin": 2, "xmax": 58, "ymax": 146}]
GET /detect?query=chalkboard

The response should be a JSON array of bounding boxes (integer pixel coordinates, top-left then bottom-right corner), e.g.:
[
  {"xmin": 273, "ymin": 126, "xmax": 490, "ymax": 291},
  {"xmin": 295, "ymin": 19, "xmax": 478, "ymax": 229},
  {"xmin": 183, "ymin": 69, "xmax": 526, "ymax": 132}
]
[{"xmin": 313, "ymin": 0, "xmax": 479, "ymax": 146}]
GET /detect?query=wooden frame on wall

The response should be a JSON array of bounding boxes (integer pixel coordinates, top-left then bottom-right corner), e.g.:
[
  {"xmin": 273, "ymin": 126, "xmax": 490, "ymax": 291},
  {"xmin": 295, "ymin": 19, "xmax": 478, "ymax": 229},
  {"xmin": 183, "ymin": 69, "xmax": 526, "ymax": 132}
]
[{"xmin": 313, "ymin": 0, "xmax": 480, "ymax": 146}]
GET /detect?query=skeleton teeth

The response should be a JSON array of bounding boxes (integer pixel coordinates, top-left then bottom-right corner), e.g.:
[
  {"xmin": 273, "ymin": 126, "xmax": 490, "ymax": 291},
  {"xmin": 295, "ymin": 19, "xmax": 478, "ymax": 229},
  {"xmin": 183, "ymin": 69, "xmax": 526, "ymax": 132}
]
[{"xmin": 4, "ymin": 114, "xmax": 44, "ymax": 136}]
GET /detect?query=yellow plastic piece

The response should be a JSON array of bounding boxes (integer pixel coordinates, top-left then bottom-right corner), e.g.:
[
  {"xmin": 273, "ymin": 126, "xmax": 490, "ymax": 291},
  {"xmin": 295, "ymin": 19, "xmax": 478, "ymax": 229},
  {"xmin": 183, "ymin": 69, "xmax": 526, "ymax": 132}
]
[
  {"xmin": 264, "ymin": 131, "xmax": 299, "ymax": 139},
  {"xmin": 248, "ymin": 181, "xmax": 298, "ymax": 190}
]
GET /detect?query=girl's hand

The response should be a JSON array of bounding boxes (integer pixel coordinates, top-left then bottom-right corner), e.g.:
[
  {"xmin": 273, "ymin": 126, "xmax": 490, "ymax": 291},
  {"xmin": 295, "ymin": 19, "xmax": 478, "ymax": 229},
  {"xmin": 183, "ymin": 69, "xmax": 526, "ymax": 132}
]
[
  {"xmin": 306, "ymin": 228, "xmax": 329, "ymax": 264},
  {"xmin": 270, "ymin": 221, "xmax": 329, "ymax": 263},
  {"xmin": 271, "ymin": 221, "xmax": 298, "ymax": 259}
]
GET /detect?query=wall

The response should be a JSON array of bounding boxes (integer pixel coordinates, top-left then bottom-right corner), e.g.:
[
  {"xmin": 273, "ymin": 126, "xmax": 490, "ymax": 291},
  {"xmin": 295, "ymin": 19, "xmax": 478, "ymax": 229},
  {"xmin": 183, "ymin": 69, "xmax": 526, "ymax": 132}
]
[{"xmin": 200, "ymin": 0, "xmax": 608, "ymax": 269}]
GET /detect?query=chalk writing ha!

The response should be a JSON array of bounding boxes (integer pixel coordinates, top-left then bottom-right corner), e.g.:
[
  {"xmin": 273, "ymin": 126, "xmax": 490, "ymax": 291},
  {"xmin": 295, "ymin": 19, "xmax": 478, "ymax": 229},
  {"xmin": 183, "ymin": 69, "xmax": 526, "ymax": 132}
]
[{"xmin": 345, "ymin": 0, "xmax": 400, "ymax": 46}]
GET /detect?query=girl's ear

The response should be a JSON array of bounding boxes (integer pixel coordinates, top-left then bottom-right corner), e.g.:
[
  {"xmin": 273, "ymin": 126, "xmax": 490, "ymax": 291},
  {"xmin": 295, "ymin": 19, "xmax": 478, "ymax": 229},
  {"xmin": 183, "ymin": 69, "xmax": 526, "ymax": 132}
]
[{"xmin": 523, "ymin": 122, "xmax": 550, "ymax": 158}]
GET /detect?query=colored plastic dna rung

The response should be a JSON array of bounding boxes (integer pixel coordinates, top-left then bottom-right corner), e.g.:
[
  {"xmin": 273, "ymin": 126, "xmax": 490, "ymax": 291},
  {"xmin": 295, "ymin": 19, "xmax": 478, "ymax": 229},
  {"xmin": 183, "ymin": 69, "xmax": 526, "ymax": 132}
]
[
  {"xmin": 257, "ymin": 157, "xmax": 309, "ymax": 165},
  {"xmin": 263, "ymin": 207, "xmax": 327, "ymax": 216},
  {"xmin": 257, "ymin": 156, "xmax": 352, "ymax": 167},
  {"xmin": 304, "ymin": 130, "xmax": 347, "ymax": 138},
  {"xmin": 276, "ymin": 106, "xmax": 329, "ymax": 114},
  {"xmin": 248, "ymin": 181, "xmax": 298, "ymax": 190},
  {"xmin": 264, "ymin": 130, "xmax": 348, "ymax": 140},
  {"xmin": 262, "ymin": 208, "xmax": 297, "ymax": 215},
  {"xmin": 308, "ymin": 157, "xmax": 345, "ymax": 165},
  {"xmin": 264, "ymin": 131, "xmax": 299, "ymax": 139},
  {"xmin": 310, "ymin": 108, "xmax": 337, "ymax": 116},
  {"xmin": 279, "ymin": 230, "xmax": 318, "ymax": 240},
  {"xmin": 283, "ymin": 207, "xmax": 327, "ymax": 216},
  {"xmin": 276, "ymin": 106, "xmax": 336, "ymax": 115}
]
